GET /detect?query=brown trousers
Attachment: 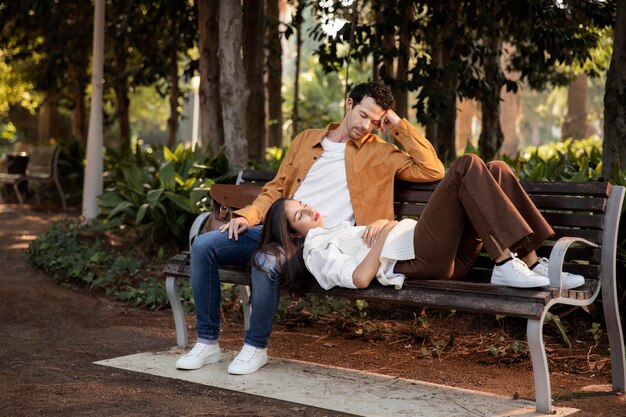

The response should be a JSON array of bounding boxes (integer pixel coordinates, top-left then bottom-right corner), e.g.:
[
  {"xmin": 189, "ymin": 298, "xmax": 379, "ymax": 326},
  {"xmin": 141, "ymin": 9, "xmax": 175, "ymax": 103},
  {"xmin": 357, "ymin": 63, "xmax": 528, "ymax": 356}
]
[{"xmin": 394, "ymin": 154, "xmax": 554, "ymax": 280}]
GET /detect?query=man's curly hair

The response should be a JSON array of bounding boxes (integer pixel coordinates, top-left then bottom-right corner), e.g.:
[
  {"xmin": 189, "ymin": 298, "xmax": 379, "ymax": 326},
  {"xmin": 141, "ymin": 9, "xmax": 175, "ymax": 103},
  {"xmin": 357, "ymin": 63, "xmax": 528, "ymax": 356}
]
[{"xmin": 349, "ymin": 82, "xmax": 395, "ymax": 110}]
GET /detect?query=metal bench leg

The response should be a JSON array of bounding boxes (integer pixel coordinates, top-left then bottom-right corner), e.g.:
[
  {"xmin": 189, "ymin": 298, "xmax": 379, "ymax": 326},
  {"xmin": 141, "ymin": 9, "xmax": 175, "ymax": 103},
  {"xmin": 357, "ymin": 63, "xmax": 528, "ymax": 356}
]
[
  {"xmin": 165, "ymin": 275, "xmax": 188, "ymax": 348},
  {"xmin": 601, "ymin": 274, "xmax": 626, "ymax": 393},
  {"xmin": 53, "ymin": 175, "xmax": 67, "ymax": 210},
  {"xmin": 527, "ymin": 318, "xmax": 553, "ymax": 414},
  {"xmin": 13, "ymin": 181, "xmax": 24, "ymax": 208},
  {"xmin": 238, "ymin": 285, "xmax": 251, "ymax": 331}
]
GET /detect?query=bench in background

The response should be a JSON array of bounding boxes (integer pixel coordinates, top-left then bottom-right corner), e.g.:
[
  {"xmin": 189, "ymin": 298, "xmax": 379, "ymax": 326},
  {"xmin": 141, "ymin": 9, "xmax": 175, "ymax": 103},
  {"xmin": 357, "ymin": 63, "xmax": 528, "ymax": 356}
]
[
  {"xmin": 165, "ymin": 169, "xmax": 626, "ymax": 414},
  {"xmin": 0, "ymin": 145, "xmax": 67, "ymax": 210}
]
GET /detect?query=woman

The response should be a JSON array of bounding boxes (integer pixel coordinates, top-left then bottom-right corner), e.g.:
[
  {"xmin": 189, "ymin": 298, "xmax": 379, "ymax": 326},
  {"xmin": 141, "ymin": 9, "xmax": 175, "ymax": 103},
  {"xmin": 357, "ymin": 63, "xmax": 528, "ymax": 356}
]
[{"xmin": 255, "ymin": 154, "xmax": 585, "ymax": 292}]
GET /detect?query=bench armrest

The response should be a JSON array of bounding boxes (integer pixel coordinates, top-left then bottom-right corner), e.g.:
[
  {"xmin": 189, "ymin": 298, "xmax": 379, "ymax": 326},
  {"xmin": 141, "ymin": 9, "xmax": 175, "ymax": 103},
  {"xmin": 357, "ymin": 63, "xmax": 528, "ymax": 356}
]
[
  {"xmin": 189, "ymin": 212, "xmax": 212, "ymax": 250},
  {"xmin": 548, "ymin": 237, "xmax": 599, "ymax": 289}
]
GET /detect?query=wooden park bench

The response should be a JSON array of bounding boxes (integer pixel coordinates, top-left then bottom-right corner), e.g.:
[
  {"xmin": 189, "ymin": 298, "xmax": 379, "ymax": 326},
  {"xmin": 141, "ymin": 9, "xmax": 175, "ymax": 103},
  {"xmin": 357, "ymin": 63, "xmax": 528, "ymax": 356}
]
[
  {"xmin": 164, "ymin": 169, "xmax": 626, "ymax": 413},
  {"xmin": 0, "ymin": 145, "xmax": 67, "ymax": 210}
]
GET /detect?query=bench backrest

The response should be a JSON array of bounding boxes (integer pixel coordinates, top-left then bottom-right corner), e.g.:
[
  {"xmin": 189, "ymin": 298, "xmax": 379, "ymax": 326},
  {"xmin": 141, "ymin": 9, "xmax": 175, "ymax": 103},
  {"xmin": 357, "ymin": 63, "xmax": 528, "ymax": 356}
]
[
  {"xmin": 230, "ymin": 170, "xmax": 618, "ymax": 292},
  {"xmin": 394, "ymin": 180, "xmax": 615, "ymax": 288},
  {"xmin": 25, "ymin": 146, "xmax": 60, "ymax": 179}
]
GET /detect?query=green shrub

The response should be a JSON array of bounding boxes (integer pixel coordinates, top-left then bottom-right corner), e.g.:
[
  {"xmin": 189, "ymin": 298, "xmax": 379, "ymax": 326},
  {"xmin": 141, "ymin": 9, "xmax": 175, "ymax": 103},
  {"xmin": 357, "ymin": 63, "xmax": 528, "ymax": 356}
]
[
  {"xmin": 26, "ymin": 219, "xmax": 189, "ymax": 310},
  {"xmin": 96, "ymin": 143, "xmax": 230, "ymax": 249}
]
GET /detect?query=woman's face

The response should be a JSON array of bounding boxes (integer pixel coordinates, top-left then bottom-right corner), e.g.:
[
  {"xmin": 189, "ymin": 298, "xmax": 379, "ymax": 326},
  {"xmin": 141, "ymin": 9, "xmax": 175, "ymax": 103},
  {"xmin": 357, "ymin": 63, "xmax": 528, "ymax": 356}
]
[{"xmin": 283, "ymin": 200, "xmax": 323, "ymax": 237}]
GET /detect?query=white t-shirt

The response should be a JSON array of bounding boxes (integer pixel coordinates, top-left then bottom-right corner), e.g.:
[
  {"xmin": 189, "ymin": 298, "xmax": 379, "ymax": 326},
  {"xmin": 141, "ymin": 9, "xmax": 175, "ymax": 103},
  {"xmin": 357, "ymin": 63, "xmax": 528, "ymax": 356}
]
[
  {"xmin": 303, "ymin": 219, "xmax": 417, "ymax": 290},
  {"xmin": 293, "ymin": 138, "xmax": 355, "ymax": 228}
]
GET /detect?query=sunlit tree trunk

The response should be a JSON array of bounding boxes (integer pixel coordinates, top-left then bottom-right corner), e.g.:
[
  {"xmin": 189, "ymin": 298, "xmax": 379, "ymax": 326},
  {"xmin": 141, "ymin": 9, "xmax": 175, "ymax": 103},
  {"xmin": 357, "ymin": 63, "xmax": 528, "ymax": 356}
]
[
  {"xmin": 243, "ymin": 0, "xmax": 265, "ymax": 162},
  {"xmin": 38, "ymin": 91, "xmax": 59, "ymax": 145},
  {"xmin": 602, "ymin": 0, "xmax": 626, "ymax": 180},
  {"xmin": 456, "ymin": 98, "xmax": 477, "ymax": 153},
  {"xmin": 197, "ymin": 0, "xmax": 223, "ymax": 154},
  {"xmin": 562, "ymin": 73, "xmax": 593, "ymax": 140},
  {"xmin": 218, "ymin": 0, "xmax": 249, "ymax": 171}
]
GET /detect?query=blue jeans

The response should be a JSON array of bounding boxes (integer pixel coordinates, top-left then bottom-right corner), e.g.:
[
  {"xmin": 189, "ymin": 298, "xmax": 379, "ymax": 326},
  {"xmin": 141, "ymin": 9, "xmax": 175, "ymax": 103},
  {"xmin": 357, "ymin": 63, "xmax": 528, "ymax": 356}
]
[{"xmin": 190, "ymin": 226, "xmax": 282, "ymax": 348}]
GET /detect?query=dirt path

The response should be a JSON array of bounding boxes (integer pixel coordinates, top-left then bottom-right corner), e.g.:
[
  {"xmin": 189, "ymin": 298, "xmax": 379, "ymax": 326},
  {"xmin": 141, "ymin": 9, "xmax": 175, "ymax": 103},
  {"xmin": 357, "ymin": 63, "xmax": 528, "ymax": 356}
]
[
  {"xmin": 0, "ymin": 205, "xmax": 624, "ymax": 416},
  {"xmin": 0, "ymin": 206, "xmax": 353, "ymax": 417}
]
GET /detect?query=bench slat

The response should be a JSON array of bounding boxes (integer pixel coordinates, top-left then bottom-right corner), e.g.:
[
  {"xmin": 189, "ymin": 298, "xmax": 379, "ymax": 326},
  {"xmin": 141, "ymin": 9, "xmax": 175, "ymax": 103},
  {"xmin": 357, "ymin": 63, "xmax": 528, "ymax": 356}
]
[
  {"xmin": 521, "ymin": 181, "xmax": 611, "ymax": 197},
  {"xmin": 529, "ymin": 195, "xmax": 607, "ymax": 212},
  {"xmin": 540, "ymin": 212, "xmax": 605, "ymax": 229}
]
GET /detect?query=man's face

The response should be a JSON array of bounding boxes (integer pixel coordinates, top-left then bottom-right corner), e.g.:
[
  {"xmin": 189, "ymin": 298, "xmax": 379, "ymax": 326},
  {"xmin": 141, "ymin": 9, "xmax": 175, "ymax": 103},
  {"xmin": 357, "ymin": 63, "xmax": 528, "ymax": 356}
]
[{"xmin": 345, "ymin": 96, "xmax": 386, "ymax": 139}]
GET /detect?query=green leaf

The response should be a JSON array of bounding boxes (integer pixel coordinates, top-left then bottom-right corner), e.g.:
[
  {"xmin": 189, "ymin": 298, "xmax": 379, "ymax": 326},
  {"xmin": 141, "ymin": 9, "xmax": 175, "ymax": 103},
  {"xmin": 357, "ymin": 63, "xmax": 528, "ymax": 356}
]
[
  {"xmin": 108, "ymin": 201, "xmax": 135, "ymax": 219},
  {"xmin": 163, "ymin": 146, "xmax": 177, "ymax": 162},
  {"xmin": 159, "ymin": 161, "xmax": 176, "ymax": 190},
  {"xmin": 190, "ymin": 188, "xmax": 209, "ymax": 207},
  {"xmin": 136, "ymin": 203, "xmax": 149, "ymax": 224},
  {"xmin": 146, "ymin": 188, "xmax": 164, "ymax": 208},
  {"xmin": 97, "ymin": 191, "xmax": 126, "ymax": 208},
  {"xmin": 528, "ymin": 162, "xmax": 545, "ymax": 181},
  {"xmin": 164, "ymin": 191, "xmax": 193, "ymax": 212}
]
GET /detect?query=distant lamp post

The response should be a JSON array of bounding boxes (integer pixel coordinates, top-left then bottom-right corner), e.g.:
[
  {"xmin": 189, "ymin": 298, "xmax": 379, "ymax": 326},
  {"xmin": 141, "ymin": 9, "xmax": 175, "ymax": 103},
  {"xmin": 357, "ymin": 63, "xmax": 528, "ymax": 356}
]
[
  {"xmin": 191, "ymin": 76, "xmax": 201, "ymax": 150},
  {"xmin": 82, "ymin": 0, "xmax": 105, "ymax": 221}
]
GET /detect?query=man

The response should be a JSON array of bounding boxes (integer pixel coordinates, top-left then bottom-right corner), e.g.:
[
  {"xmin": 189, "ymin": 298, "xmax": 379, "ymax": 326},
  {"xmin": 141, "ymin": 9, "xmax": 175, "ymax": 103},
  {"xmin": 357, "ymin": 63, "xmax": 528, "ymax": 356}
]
[{"xmin": 175, "ymin": 82, "xmax": 445, "ymax": 375}]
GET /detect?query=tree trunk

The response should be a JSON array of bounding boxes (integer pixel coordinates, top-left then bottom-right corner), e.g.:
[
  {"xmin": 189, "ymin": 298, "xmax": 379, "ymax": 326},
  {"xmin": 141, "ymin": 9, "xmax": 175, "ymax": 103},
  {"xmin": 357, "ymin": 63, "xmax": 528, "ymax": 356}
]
[
  {"xmin": 114, "ymin": 51, "xmax": 131, "ymax": 145},
  {"xmin": 437, "ymin": 91, "xmax": 457, "ymax": 161},
  {"xmin": 499, "ymin": 42, "xmax": 521, "ymax": 157},
  {"xmin": 456, "ymin": 98, "xmax": 477, "ymax": 153},
  {"xmin": 424, "ymin": 3, "xmax": 459, "ymax": 162},
  {"xmin": 167, "ymin": 44, "xmax": 180, "ymax": 149},
  {"xmin": 243, "ymin": 0, "xmax": 265, "ymax": 162},
  {"xmin": 218, "ymin": 0, "xmax": 250, "ymax": 171},
  {"xmin": 478, "ymin": 36, "xmax": 504, "ymax": 162},
  {"xmin": 432, "ymin": 37, "xmax": 457, "ymax": 161},
  {"xmin": 602, "ymin": 0, "xmax": 626, "ymax": 180},
  {"xmin": 37, "ymin": 91, "xmax": 59, "ymax": 145},
  {"xmin": 266, "ymin": 0, "xmax": 283, "ymax": 148},
  {"xmin": 395, "ymin": 21, "xmax": 409, "ymax": 119},
  {"xmin": 197, "ymin": 0, "xmax": 223, "ymax": 154},
  {"xmin": 68, "ymin": 63, "xmax": 86, "ymax": 143},
  {"xmin": 292, "ymin": 1, "xmax": 304, "ymax": 137},
  {"xmin": 562, "ymin": 73, "xmax": 593, "ymax": 140}
]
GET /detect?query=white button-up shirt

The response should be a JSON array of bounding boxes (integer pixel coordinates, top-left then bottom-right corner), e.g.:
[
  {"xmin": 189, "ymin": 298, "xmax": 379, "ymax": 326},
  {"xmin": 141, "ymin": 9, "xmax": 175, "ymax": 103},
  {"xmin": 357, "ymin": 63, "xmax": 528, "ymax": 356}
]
[{"xmin": 303, "ymin": 219, "xmax": 417, "ymax": 290}]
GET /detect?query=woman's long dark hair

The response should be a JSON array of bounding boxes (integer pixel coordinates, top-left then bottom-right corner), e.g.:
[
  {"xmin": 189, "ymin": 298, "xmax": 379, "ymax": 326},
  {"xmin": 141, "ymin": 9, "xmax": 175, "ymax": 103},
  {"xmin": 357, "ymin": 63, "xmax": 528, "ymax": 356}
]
[{"xmin": 252, "ymin": 198, "xmax": 312, "ymax": 294}]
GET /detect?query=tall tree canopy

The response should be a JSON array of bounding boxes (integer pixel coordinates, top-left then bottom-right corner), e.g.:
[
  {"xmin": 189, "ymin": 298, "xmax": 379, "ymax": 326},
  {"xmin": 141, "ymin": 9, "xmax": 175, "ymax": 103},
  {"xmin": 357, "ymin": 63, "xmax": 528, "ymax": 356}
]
[{"xmin": 309, "ymin": 0, "xmax": 614, "ymax": 161}]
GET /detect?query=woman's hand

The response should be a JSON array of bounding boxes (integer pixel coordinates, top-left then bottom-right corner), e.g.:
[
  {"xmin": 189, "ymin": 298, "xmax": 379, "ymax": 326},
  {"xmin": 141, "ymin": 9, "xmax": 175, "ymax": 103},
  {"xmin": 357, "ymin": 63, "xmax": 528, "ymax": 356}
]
[{"xmin": 362, "ymin": 219, "xmax": 396, "ymax": 248}]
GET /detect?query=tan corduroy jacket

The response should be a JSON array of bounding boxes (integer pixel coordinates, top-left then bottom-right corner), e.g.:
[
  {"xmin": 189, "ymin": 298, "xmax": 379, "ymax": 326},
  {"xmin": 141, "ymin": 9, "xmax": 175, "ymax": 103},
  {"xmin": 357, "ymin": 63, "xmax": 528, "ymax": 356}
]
[{"xmin": 234, "ymin": 118, "xmax": 445, "ymax": 226}]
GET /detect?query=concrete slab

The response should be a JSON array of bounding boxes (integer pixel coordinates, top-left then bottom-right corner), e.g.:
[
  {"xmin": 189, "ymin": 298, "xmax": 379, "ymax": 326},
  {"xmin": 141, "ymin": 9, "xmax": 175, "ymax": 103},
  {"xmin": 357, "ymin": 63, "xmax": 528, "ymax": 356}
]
[{"xmin": 96, "ymin": 348, "xmax": 579, "ymax": 417}]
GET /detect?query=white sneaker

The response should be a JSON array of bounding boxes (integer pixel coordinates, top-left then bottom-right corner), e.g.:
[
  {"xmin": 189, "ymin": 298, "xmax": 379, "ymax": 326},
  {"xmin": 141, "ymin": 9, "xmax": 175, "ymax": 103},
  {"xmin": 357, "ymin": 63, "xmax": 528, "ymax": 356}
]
[
  {"xmin": 532, "ymin": 257, "xmax": 585, "ymax": 290},
  {"xmin": 227, "ymin": 344, "xmax": 268, "ymax": 375},
  {"xmin": 491, "ymin": 256, "xmax": 550, "ymax": 288},
  {"xmin": 175, "ymin": 342, "xmax": 221, "ymax": 370}
]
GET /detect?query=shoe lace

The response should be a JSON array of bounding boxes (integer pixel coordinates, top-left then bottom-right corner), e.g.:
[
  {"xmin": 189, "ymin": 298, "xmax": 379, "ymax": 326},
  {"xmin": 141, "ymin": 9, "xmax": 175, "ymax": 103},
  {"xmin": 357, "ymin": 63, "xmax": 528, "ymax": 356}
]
[
  {"xmin": 188, "ymin": 343, "xmax": 209, "ymax": 357},
  {"xmin": 509, "ymin": 254, "xmax": 535, "ymax": 277},
  {"xmin": 237, "ymin": 345, "xmax": 257, "ymax": 362}
]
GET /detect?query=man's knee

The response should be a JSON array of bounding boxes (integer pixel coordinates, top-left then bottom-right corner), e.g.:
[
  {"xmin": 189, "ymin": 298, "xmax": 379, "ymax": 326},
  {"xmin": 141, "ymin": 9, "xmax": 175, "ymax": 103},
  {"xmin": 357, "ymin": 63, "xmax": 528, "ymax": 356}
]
[
  {"xmin": 191, "ymin": 230, "xmax": 226, "ymax": 258},
  {"xmin": 451, "ymin": 153, "xmax": 485, "ymax": 174},
  {"xmin": 486, "ymin": 160, "xmax": 513, "ymax": 177}
]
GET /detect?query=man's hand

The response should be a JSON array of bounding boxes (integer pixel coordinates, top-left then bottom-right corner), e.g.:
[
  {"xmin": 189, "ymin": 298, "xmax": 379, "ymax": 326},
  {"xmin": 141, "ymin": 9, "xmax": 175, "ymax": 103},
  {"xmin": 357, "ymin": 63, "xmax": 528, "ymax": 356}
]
[
  {"xmin": 379, "ymin": 109, "xmax": 402, "ymax": 133},
  {"xmin": 219, "ymin": 217, "xmax": 250, "ymax": 240},
  {"xmin": 362, "ymin": 219, "xmax": 396, "ymax": 248}
]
